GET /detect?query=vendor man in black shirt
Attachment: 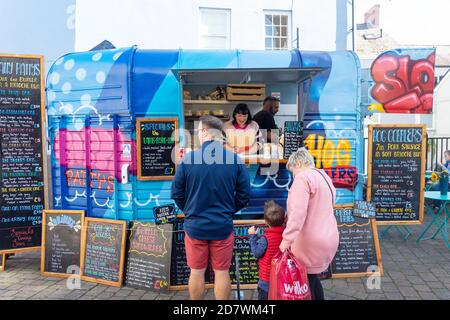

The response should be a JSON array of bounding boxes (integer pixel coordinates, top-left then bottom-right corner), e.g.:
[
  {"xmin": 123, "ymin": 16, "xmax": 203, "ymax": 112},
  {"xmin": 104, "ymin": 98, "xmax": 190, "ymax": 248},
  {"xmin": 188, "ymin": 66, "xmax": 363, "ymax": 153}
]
[{"xmin": 253, "ymin": 96, "xmax": 280, "ymax": 143}]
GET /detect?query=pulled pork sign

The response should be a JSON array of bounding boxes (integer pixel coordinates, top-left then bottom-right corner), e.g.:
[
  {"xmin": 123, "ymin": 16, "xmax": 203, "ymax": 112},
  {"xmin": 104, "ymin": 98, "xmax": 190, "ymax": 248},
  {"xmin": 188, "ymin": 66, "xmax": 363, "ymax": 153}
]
[{"xmin": 0, "ymin": 55, "xmax": 46, "ymax": 253}]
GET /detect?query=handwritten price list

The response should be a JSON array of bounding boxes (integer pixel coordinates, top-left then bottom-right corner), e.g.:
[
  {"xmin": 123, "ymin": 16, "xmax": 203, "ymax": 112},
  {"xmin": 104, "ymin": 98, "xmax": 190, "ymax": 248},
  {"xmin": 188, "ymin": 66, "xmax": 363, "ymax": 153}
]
[
  {"xmin": 331, "ymin": 208, "xmax": 378, "ymax": 274},
  {"xmin": 0, "ymin": 56, "xmax": 44, "ymax": 251},
  {"xmin": 370, "ymin": 127, "xmax": 424, "ymax": 221},
  {"xmin": 139, "ymin": 120, "xmax": 177, "ymax": 178},
  {"xmin": 125, "ymin": 222, "xmax": 172, "ymax": 292}
]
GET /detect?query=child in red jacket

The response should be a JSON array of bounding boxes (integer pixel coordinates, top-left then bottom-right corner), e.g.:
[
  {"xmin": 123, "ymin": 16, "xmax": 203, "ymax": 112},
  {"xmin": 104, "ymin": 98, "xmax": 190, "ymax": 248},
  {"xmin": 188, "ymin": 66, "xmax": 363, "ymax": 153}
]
[{"xmin": 248, "ymin": 200, "xmax": 286, "ymax": 300}]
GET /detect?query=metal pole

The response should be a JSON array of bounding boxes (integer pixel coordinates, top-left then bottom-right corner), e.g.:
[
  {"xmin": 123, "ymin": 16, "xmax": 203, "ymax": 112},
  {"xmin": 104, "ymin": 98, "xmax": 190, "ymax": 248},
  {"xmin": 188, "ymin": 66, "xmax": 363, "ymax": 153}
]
[
  {"xmin": 352, "ymin": 0, "xmax": 355, "ymax": 51},
  {"xmin": 296, "ymin": 28, "xmax": 299, "ymax": 49}
]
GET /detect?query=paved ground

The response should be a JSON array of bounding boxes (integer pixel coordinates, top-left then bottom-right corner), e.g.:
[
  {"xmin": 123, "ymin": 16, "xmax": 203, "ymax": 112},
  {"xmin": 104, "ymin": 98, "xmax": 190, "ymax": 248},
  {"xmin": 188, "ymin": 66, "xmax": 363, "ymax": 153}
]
[{"xmin": 0, "ymin": 214, "xmax": 449, "ymax": 300}]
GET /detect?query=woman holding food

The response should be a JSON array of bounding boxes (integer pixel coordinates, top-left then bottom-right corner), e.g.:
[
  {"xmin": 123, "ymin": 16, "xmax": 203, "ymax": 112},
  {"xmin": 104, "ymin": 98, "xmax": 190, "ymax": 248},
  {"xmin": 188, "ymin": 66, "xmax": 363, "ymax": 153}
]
[{"xmin": 223, "ymin": 104, "xmax": 261, "ymax": 155}]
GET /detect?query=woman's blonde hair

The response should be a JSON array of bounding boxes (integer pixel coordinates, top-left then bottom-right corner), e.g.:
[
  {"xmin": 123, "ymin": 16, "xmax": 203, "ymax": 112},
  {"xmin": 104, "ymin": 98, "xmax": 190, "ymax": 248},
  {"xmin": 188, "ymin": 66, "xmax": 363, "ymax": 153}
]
[{"xmin": 287, "ymin": 147, "xmax": 315, "ymax": 172}]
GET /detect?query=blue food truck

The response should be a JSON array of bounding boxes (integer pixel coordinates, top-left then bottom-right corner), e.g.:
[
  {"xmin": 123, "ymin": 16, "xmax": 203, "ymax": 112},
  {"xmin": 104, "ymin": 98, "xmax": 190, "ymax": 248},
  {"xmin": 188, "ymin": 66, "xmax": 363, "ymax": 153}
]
[{"xmin": 46, "ymin": 46, "xmax": 363, "ymax": 221}]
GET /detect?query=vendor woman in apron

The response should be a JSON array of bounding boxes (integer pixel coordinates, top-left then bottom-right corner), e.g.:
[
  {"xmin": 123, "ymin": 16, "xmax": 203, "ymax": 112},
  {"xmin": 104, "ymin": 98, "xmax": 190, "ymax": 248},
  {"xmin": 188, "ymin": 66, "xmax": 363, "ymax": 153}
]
[{"xmin": 223, "ymin": 103, "xmax": 261, "ymax": 155}]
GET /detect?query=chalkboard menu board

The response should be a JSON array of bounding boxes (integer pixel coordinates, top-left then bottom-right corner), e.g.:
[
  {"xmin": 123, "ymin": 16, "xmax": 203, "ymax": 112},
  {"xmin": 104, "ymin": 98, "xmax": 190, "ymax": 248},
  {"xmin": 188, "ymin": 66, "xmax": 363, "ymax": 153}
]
[
  {"xmin": 354, "ymin": 201, "xmax": 376, "ymax": 219},
  {"xmin": 41, "ymin": 210, "xmax": 84, "ymax": 278},
  {"xmin": 0, "ymin": 55, "xmax": 46, "ymax": 253},
  {"xmin": 331, "ymin": 206, "xmax": 383, "ymax": 278},
  {"xmin": 368, "ymin": 125, "xmax": 426, "ymax": 224},
  {"xmin": 169, "ymin": 218, "xmax": 266, "ymax": 290},
  {"xmin": 81, "ymin": 218, "xmax": 127, "ymax": 287},
  {"xmin": 125, "ymin": 222, "xmax": 172, "ymax": 292},
  {"xmin": 137, "ymin": 118, "xmax": 179, "ymax": 180},
  {"xmin": 283, "ymin": 121, "xmax": 303, "ymax": 159}
]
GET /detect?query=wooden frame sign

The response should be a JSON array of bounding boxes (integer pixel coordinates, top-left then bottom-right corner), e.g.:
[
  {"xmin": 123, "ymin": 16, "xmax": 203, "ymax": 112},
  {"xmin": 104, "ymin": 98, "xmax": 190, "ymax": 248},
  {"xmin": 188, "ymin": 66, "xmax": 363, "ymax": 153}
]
[
  {"xmin": 41, "ymin": 210, "xmax": 84, "ymax": 278},
  {"xmin": 80, "ymin": 218, "xmax": 127, "ymax": 287},
  {"xmin": 136, "ymin": 118, "xmax": 179, "ymax": 180},
  {"xmin": 0, "ymin": 54, "xmax": 47, "ymax": 254},
  {"xmin": 0, "ymin": 254, "xmax": 5, "ymax": 272},
  {"xmin": 367, "ymin": 124, "xmax": 426, "ymax": 225},
  {"xmin": 170, "ymin": 218, "xmax": 267, "ymax": 291},
  {"xmin": 331, "ymin": 205, "xmax": 383, "ymax": 278}
]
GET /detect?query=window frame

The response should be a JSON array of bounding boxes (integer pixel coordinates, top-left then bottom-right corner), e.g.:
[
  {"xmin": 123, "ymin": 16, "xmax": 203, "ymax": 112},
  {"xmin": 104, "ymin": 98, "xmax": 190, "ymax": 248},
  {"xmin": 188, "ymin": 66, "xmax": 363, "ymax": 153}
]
[
  {"xmin": 199, "ymin": 7, "xmax": 231, "ymax": 50},
  {"xmin": 264, "ymin": 10, "xmax": 292, "ymax": 51}
]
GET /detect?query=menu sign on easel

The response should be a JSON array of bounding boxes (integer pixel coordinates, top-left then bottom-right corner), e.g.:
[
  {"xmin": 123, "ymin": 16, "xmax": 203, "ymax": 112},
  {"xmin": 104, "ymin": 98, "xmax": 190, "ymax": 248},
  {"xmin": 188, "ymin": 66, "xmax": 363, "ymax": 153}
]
[
  {"xmin": 169, "ymin": 218, "xmax": 266, "ymax": 290},
  {"xmin": 81, "ymin": 218, "xmax": 127, "ymax": 287},
  {"xmin": 125, "ymin": 222, "xmax": 172, "ymax": 292},
  {"xmin": 41, "ymin": 210, "xmax": 84, "ymax": 278},
  {"xmin": 283, "ymin": 121, "xmax": 303, "ymax": 159},
  {"xmin": 0, "ymin": 54, "xmax": 46, "ymax": 253},
  {"xmin": 331, "ymin": 206, "xmax": 383, "ymax": 278},
  {"xmin": 137, "ymin": 118, "xmax": 179, "ymax": 180},
  {"xmin": 368, "ymin": 125, "xmax": 426, "ymax": 224}
]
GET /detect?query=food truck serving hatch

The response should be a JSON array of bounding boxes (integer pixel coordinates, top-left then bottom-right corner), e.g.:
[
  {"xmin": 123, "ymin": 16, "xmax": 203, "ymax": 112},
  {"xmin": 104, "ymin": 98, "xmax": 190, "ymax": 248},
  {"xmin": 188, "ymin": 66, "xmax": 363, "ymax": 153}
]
[{"xmin": 173, "ymin": 67, "xmax": 323, "ymax": 85}]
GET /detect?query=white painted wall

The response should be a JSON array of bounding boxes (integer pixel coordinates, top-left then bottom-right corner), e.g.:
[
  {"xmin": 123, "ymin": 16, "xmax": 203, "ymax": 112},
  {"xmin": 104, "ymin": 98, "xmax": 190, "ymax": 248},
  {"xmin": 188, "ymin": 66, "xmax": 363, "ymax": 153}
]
[
  {"xmin": 75, "ymin": 0, "xmax": 350, "ymax": 51},
  {"xmin": 433, "ymin": 75, "xmax": 450, "ymax": 136}
]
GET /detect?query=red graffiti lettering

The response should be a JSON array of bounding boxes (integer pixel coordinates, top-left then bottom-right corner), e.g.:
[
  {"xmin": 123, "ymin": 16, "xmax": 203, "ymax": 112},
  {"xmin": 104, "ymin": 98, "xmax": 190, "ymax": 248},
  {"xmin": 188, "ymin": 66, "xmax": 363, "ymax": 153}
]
[{"xmin": 371, "ymin": 52, "xmax": 435, "ymax": 114}]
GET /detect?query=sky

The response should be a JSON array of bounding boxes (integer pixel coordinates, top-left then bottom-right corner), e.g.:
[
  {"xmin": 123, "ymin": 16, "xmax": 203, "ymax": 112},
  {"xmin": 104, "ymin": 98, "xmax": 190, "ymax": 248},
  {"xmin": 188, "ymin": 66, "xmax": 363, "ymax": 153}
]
[
  {"xmin": 355, "ymin": 0, "xmax": 450, "ymax": 46},
  {"xmin": 0, "ymin": 0, "xmax": 75, "ymax": 71}
]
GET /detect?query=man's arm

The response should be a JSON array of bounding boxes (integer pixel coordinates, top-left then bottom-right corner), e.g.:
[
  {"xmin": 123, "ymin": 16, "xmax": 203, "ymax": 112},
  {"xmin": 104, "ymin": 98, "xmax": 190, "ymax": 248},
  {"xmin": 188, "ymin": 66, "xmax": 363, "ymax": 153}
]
[
  {"xmin": 235, "ymin": 161, "xmax": 250, "ymax": 212},
  {"xmin": 170, "ymin": 162, "xmax": 186, "ymax": 211}
]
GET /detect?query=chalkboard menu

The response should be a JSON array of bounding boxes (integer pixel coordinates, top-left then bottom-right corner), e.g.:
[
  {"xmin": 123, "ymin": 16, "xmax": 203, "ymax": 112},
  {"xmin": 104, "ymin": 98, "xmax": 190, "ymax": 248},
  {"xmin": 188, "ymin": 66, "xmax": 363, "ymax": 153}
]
[
  {"xmin": 354, "ymin": 201, "xmax": 376, "ymax": 219},
  {"xmin": 154, "ymin": 204, "xmax": 176, "ymax": 225},
  {"xmin": 169, "ymin": 218, "xmax": 266, "ymax": 290},
  {"xmin": 283, "ymin": 121, "xmax": 303, "ymax": 159},
  {"xmin": 41, "ymin": 210, "xmax": 84, "ymax": 278},
  {"xmin": 125, "ymin": 222, "xmax": 172, "ymax": 292},
  {"xmin": 368, "ymin": 125, "xmax": 426, "ymax": 224},
  {"xmin": 137, "ymin": 118, "xmax": 179, "ymax": 180},
  {"xmin": 0, "ymin": 55, "xmax": 45, "ymax": 253},
  {"xmin": 331, "ymin": 206, "xmax": 383, "ymax": 278},
  {"xmin": 81, "ymin": 218, "xmax": 127, "ymax": 287}
]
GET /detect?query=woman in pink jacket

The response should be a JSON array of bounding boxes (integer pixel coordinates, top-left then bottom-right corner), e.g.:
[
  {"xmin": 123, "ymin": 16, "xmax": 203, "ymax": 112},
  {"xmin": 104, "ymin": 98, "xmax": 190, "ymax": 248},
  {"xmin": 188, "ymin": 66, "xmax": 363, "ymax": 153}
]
[{"xmin": 279, "ymin": 147, "xmax": 339, "ymax": 300}]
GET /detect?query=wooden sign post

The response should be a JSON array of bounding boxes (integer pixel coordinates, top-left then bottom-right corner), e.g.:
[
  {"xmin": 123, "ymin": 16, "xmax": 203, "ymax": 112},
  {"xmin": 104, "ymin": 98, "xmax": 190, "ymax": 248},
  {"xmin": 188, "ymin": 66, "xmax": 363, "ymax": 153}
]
[
  {"xmin": 41, "ymin": 210, "xmax": 84, "ymax": 278},
  {"xmin": 331, "ymin": 205, "xmax": 383, "ymax": 278},
  {"xmin": 136, "ymin": 118, "xmax": 179, "ymax": 180},
  {"xmin": 0, "ymin": 54, "xmax": 47, "ymax": 254},
  {"xmin": 80, "ymin": 218, "xmax": 127, "ymax": 287},
  {"xmin": 0, "ymin": 254, "xmax": 5, "ymax": 272},
  {"xmin": 368, "ymin": 124, "xmax": 426, "ymax": 225}
]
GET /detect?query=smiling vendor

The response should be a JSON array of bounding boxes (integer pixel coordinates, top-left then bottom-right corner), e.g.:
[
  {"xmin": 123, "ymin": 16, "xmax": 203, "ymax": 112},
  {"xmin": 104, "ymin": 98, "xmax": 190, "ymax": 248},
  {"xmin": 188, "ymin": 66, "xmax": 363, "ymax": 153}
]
[{"xmin": 223, "ymin": 103, "xmax": 261, "ymax": 155}]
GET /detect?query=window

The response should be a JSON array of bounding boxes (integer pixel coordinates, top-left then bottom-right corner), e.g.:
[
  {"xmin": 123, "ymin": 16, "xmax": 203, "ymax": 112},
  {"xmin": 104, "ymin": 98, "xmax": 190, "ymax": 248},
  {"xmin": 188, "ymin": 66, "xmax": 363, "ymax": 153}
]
[
  {"xmin": 264, "ymin": 11, "xmax": 291, "ymax": 50},
  {"xmin": 199, "ymin": 8, "xmax": 231, "ymax": 49}
]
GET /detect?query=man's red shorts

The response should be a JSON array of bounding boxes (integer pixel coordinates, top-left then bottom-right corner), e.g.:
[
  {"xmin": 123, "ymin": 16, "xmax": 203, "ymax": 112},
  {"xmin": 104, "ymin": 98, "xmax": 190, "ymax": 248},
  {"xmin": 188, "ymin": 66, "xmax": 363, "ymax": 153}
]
[{"xmin": 184, "ymin": 231, "xmax": 234, "ymax": 271}]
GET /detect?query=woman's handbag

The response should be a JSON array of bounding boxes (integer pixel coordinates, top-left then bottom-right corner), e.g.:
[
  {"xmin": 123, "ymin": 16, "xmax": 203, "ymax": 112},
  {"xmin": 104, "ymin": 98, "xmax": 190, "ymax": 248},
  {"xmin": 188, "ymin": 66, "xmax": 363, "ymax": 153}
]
[{"xmin": 268, "ymin": 250, "xmax": 311, "ymax": 300}]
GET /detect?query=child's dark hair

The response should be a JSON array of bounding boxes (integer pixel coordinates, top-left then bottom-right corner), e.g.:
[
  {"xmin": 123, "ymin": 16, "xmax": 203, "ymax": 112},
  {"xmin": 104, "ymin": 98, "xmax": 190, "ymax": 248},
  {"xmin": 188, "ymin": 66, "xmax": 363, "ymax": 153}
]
[{"xmin": 264, "ymin": 201, "xmax": 285, "ymax": 227}]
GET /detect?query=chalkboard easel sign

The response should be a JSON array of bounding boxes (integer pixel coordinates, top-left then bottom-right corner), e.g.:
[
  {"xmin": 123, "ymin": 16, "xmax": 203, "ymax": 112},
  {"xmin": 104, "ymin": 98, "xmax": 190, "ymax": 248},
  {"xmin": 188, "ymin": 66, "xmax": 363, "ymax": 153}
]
[
  {"xmin": 0, "ymin": 54, "xmax": 47, "ymax": 254},
  {"xmin": 169, "ymin": 218, "xmax": 267, "ymax": 291},
  {"xmin": 80, "ymin": 218, "xmax": 127, "ymax": 287},
  {"xmin": 367, "ymin": 124, "xmax": 426, "ymax": 225},
  {"xmin": 283, "ymin": 121, "xmax": 303, "ymax": 159},
  {"xmin": 125, "ymin": 222, "xmax": 173, "ymax": 292},
  {"xmin": 331, "ymin": 205, "xmax": 383, "ymax": 278},
  {"xmin": 41, "ymin": 210, "xmax": 84, "ymax": 278},
  {"xmin": 137, "ymin": 118, "xmax": 179, "ymax": 181}
]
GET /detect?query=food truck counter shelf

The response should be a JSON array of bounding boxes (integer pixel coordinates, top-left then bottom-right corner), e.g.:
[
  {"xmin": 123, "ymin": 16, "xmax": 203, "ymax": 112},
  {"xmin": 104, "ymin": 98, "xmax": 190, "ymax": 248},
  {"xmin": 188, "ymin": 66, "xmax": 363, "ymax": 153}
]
[{"xmin": 239, "ymin": 155, "xmax": 288, "ymax": 165}]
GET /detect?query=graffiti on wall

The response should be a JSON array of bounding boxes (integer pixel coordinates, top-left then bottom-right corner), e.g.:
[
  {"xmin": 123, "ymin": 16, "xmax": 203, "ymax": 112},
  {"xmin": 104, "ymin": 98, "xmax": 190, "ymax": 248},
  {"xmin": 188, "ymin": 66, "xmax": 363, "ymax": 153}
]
[
  {"xmin": 370, "ymin": 49, "xmax": 436, "ymax": 114},
  {"xmin": 304, "ymin": 133, "xmax": 358, "ymax": 189}
]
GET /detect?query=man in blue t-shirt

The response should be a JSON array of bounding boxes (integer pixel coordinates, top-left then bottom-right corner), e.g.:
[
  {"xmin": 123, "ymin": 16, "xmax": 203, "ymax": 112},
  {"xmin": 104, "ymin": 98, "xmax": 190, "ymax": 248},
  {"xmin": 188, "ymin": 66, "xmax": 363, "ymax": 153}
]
[{"xmin": 171, "ymin": 115, "xmax": 250, "ymax": 300}]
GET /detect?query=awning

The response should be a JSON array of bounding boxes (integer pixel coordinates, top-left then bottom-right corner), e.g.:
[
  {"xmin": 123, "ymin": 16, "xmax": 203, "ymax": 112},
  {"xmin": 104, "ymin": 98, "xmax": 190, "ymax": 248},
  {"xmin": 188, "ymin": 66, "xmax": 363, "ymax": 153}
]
[{"xmin": 173, "ymin": 67, "xmax": 323, "ymax": 85}]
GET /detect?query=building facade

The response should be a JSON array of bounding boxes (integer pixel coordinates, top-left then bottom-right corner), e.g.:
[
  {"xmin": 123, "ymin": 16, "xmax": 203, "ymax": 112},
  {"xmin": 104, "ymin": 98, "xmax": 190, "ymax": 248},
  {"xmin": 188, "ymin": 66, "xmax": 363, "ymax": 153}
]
[{"xmin": 75, "ymin": 0, "xmax": 353, "ymax": 52}]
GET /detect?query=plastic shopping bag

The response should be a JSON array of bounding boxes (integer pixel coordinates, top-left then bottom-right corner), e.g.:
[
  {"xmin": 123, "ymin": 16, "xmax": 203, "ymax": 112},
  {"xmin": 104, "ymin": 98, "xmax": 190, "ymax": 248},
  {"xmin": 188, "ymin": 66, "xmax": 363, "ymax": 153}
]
[{"xmin": 268, "ymin": 250, "xmax": 311, "ymax": 300}]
